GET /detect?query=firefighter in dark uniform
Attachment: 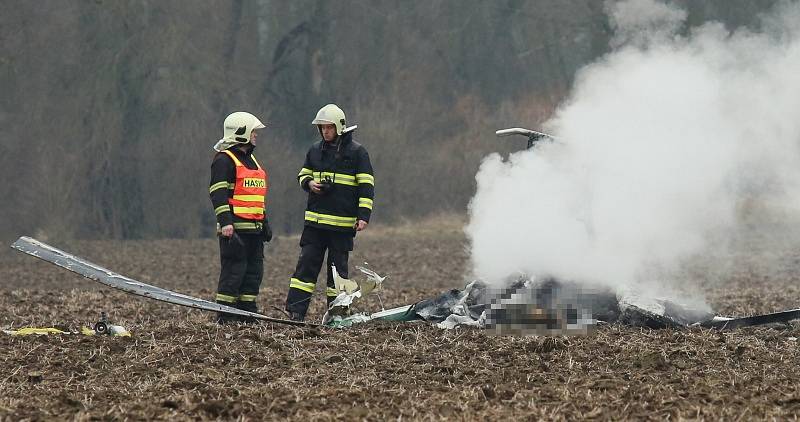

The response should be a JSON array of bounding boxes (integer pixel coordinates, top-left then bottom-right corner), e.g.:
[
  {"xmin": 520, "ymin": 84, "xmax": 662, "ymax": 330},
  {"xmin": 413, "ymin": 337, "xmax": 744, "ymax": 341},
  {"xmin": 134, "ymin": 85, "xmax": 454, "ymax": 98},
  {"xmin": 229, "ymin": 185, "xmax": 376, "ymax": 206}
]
[
  {"xmin": 209, "ymin": 111, "xmax": 272, "ymax": 323},
  {"xmin": 285, "ymin": 104, "xmax": 374, "ymax": 321}
]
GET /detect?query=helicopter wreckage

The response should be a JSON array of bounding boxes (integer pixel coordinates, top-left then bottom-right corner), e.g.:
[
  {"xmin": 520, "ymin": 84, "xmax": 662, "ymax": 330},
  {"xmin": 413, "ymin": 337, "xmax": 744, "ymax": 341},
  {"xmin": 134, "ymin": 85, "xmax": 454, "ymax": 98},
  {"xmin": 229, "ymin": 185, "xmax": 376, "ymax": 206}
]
[
  {"xmin": 10, "ymin": 127, "xmax": 799, "ymax": 334},
  {"xmin": 10, "ymin": 236, "xmax": 800, "ymax": 334}
]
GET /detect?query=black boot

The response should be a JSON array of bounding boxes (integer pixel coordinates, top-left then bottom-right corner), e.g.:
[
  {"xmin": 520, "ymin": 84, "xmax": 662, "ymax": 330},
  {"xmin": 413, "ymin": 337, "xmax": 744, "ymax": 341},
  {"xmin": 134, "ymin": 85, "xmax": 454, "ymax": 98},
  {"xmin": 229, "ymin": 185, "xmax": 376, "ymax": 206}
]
[
  {"xmin": 236, "ymin": 301, "xmax": 260, "ymax": 324},
  {"xmin": 216, "ymin": 312, "xmax": 241, "ymax": 324},
  {"xmin": 289, "ymin": 311, "xmax": 305, "ymax": 322},
  {"xmin": 216, "ymin": 299, "xmax": 242, "ymax": 324}
]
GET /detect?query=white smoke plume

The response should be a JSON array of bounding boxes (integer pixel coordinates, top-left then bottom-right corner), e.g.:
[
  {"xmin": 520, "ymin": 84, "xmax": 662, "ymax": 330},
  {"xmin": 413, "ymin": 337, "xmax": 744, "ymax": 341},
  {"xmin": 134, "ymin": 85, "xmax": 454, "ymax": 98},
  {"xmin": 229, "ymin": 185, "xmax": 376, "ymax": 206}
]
[{"xmin": 467, "ymin": 0, "xmax": 800, "ymax": 296}]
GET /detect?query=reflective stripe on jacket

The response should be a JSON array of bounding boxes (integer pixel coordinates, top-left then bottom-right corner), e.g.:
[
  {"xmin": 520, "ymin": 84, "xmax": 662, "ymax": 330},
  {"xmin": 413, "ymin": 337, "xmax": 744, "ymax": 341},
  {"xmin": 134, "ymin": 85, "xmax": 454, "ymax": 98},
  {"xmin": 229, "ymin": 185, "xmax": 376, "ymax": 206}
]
[{"xmin": 297, "ymin": 130, "xmax": 374, "ymax": 232}]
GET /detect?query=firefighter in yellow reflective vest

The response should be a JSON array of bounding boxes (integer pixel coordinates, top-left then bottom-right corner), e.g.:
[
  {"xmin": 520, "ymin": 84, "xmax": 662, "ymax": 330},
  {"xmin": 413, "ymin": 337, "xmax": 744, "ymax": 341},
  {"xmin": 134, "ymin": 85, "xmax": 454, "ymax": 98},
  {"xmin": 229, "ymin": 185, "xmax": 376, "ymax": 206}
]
[
  {"xmin": 209, "ymin": 111, "xmax": 272, "ymax": 324},
  {"xmin": 285, "ymin": 104, "xmax": 374, "ymax": 321}
]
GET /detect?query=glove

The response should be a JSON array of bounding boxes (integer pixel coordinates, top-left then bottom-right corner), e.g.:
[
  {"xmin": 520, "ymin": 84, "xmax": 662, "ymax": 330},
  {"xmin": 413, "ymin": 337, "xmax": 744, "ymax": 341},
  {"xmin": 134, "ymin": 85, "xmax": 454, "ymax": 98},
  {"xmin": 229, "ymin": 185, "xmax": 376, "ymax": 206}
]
[{"xmin": 262, "ymin": 218, "xmax": 273, "ymax": 243}]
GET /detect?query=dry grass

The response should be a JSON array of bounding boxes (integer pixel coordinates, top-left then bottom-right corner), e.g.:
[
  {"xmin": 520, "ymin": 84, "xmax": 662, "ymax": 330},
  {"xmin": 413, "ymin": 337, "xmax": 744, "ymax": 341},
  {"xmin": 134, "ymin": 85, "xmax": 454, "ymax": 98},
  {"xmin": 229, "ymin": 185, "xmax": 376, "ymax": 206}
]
[{"xmin": 1, "ymin": 219, "xmax": 800, "ymax": 420}]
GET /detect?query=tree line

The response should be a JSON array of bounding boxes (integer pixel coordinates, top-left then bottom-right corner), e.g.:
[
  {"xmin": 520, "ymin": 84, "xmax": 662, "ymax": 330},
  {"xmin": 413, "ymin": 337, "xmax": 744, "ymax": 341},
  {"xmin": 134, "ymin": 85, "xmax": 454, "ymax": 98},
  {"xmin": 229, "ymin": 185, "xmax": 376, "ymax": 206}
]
[{"xmin": 0, "ymin": 0, "xmax": 776, "ymax": 240}]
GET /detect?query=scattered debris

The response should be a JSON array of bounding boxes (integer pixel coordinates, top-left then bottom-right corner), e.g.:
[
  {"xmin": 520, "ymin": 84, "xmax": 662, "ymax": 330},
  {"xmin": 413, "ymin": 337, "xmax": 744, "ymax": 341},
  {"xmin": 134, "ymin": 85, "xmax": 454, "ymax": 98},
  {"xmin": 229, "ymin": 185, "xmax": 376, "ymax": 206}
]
[
  {"xmin": 10, "ymin": 236, "xmax": 799, "ymax": 335},
  {"xmin": 321, "ymin": 265, "xmax": 386, "ymax": 326},
  {"xmin": 381, "ymin": 276, "xmax": 799, "ymax": 333},
  {"xmin": 3, "ymin": 313, "xmax": 130, "ymax": 336},
  {"xmin": 326, "ymin": 276, "xmax": 799, "ymax": 334},
  {"xmin": 91, "ymin": 312, "xmax": 131, "ymax": 336}
]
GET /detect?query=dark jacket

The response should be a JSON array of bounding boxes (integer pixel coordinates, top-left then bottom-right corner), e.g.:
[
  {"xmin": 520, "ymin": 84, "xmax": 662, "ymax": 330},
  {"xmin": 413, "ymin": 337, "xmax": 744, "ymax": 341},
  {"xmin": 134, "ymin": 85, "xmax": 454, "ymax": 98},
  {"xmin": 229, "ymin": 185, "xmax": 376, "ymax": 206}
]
[
  {"xmin": 297, "ymin": 130, "xmax": 374, "ymax": 233},
  {"xmin": 209, "ymin": 146, "xmax": 270, "ymax": 236}
]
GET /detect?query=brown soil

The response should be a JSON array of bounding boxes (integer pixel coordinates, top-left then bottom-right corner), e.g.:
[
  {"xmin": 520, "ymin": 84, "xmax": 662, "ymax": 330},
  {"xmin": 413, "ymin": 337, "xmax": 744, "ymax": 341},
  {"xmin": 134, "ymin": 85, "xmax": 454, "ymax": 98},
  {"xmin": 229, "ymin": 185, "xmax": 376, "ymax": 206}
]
[{"xmin": 1, "ymin": 217, "xmax": 799, "ymax": 420}]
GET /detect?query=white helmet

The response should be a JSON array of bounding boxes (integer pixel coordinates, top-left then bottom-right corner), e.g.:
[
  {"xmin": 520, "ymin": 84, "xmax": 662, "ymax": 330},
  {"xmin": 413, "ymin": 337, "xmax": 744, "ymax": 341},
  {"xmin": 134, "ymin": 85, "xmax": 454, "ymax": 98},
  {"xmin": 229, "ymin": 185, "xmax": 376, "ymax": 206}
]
[
  {"xmin": 214, "ymin": 111, "xmax": 266, "ymax": 151},
  {"xmin": 312, "ymin": 104, "xmax": 346, "ymax": 135}
]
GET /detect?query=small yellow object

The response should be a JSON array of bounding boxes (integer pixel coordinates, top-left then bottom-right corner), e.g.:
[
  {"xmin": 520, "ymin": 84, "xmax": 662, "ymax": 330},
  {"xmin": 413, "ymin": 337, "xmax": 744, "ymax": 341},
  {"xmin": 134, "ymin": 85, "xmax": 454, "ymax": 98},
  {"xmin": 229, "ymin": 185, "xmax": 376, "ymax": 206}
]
[
  {"xmin": 5, "ymin": 327, "xmax": 69, "ymax": 336},
  {"xmin": 2, "ymin": 326, "xmax": 131, "ymax": 337}
]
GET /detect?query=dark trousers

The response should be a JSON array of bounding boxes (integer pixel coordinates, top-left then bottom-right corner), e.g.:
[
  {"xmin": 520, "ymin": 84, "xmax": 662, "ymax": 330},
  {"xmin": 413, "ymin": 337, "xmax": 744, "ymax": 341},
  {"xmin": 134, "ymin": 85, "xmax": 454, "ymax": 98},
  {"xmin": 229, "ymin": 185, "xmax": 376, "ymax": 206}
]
[
  {"xmin": 217, "ymin": 232, "xmax": 264, "ymax": 313},
  {"xmin": 285, "ymin": 226, "xmax": 353, "ymax": 317}
]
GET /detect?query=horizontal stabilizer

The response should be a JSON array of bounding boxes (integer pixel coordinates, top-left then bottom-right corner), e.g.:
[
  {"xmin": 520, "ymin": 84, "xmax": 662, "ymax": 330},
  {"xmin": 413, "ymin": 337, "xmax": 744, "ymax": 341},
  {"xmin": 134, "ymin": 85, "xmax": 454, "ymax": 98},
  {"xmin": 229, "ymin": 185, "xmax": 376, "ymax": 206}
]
[{"xmin": 495, "ymin": 127, "xmax": 555, "ymax": 139}]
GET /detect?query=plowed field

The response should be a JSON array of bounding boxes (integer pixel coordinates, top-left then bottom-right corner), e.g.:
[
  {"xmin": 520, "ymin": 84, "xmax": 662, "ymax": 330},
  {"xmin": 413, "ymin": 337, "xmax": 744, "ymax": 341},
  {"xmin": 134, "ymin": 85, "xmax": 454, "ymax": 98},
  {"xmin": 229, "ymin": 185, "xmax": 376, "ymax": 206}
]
[{"xmin": 1, "ymin": 217, "xmax": 799, "ymax": 420}]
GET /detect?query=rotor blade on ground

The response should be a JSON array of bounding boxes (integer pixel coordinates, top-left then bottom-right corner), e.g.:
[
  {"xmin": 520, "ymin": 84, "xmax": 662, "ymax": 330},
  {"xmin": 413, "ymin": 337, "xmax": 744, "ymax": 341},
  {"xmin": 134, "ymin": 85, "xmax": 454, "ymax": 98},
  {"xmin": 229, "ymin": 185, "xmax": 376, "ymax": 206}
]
[
  {"xmin": 10, "ymin": 236, "xmax": 315, "ymax": 328},
  {"xmin": 699, "ymin": 309, "xmax": 800, "ymax": 330}
]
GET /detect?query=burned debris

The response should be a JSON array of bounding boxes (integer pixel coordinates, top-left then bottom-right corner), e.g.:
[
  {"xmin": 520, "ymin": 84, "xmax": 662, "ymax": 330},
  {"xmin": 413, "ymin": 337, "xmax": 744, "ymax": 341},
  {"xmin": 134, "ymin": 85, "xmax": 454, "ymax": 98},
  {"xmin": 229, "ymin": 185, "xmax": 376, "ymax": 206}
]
[
  {"xmin": 340, "ymin": 275, "xmax": 798, "ymax": 333},
  {"xmin": 10, "ymin": 236, "xmax": 800, "ymax": 334}
]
